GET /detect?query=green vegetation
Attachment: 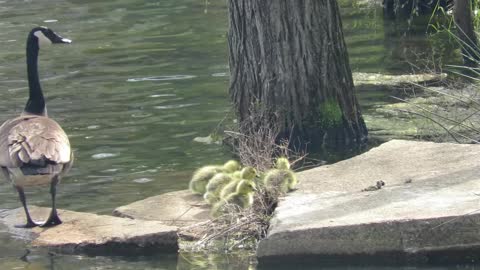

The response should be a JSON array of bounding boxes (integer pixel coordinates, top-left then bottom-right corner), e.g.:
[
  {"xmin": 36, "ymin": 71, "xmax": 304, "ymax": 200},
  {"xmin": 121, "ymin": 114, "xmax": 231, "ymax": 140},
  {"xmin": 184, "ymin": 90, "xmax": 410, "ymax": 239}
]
[{"xmin": 317, "ymin": 98, "xmax": 344, "ymax": 128}]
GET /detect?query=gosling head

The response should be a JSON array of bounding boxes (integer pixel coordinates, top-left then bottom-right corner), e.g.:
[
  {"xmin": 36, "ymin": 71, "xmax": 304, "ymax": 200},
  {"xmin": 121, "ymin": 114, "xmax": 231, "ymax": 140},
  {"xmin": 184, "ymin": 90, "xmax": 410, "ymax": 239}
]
[
  {"xmin": 240, "ymin": 166, "xmax": 257, "ymax": 180},
  {"xmin": 275, "ymin": 157, "xmax": 290, "ymax": 170},
  {"xmin": 222, "ymin": 160, "xmax": 241, "ymax": 173},
  {"xmin": 28, "ymin": 26, "xmax": 72, "ymax": 49},
  {"xmin": 236, "ymin": 179, "xmax": 256, "ymax": 194}
]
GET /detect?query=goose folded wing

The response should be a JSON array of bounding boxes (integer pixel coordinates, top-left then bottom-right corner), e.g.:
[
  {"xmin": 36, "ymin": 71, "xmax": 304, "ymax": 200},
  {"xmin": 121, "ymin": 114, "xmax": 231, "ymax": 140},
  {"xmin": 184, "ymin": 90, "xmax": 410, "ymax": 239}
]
[{"xmin": 7, "ymin": 119, "xmax": 71, "ymax": 167}]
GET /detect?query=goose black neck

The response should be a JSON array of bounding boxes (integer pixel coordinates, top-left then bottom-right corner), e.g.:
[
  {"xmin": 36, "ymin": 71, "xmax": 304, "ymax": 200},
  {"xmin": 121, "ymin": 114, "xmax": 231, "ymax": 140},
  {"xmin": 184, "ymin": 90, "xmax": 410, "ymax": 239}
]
[{"xmin": 24, "ymin": 35, "xmax": 46, "ymax": 116}]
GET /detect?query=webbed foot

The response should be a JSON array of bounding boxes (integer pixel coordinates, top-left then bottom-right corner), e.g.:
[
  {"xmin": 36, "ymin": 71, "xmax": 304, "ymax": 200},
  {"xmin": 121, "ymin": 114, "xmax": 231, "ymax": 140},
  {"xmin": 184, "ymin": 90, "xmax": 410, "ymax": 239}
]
[
  {"xmin": 39, "ymin": 213, "xmax": 62, "ymax": 227},
  {"xmin": 39, "ymin": 176, "xmax": 62, "ymax": 228},
  {"xmin": 14, "ymin": 220, "xmax": 39, "ymax": 228}
]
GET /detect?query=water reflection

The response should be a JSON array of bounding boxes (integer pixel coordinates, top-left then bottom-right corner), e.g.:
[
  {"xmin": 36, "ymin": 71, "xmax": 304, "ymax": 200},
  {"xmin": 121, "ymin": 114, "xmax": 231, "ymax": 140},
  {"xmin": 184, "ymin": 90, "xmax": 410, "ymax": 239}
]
[
  {"xmin": 341, "ymin": 0, "xmax": 460, "ymax": 74},
  {"xmin": 0, "ymin": 0, "xmax": 231, "ymax": 268},
  {"xmin": 177, "ymin": 252, "xmax": 253, "ymax": 270},
  {"xmin": 2, "ymin": 251, "xmax": 179, "ymax": 270}
]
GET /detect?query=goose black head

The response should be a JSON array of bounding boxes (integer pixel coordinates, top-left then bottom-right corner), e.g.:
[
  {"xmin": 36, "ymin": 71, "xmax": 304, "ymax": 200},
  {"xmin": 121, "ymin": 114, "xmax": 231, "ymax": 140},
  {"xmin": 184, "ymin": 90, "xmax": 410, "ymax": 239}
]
[{"xmin": 28, "ymin": 27, "xmax": 72, "ymax": 48}]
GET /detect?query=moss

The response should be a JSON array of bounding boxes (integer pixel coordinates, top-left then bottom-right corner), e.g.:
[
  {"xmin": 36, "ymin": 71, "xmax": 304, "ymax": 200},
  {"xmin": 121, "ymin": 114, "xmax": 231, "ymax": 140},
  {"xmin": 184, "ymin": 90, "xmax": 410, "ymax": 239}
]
[{"xmin": 317, "ymin": 99, "xmax": 343, "ymax": 128}]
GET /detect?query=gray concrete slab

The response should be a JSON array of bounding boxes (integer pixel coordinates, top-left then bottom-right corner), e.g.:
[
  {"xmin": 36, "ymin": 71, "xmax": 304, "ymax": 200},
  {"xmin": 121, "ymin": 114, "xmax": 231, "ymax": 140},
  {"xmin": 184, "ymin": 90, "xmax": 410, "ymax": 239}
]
[
  {"xmin": 113, "ymin": 190, "xmax": 210, "ymax": 227},
  {"xmin": 257, "ymin": 140, "xmax": 480, "ymax": 263},
  {"xmin": 0, "ymin": 206, "xmax": 178, "ymax": 254}
]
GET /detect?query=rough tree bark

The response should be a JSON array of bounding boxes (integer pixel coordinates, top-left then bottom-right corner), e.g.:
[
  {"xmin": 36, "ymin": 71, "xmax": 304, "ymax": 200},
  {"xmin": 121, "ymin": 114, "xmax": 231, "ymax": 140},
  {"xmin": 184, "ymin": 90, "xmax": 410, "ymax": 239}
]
[
  {"xmin": 227, "ymin": 0, "xmax": 368, "ymax": 149},
  {"xmin": 453, "ymin": 0, "xmax": 479, "ymax": 67}
]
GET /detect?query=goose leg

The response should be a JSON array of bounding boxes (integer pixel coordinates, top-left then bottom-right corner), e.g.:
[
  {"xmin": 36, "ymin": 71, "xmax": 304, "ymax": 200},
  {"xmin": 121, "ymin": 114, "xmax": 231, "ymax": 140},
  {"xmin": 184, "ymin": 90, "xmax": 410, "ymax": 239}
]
[
  {"xmin": 15, "ymin": 186, "xmax": 38, "ymax": 228},
  {"xmin": 2, "ymin": 168, "xmax": 38, "ymax": 228},
  {"xmin": 40, "ymin": 176, "xmax": 62, "ymax": 227}
]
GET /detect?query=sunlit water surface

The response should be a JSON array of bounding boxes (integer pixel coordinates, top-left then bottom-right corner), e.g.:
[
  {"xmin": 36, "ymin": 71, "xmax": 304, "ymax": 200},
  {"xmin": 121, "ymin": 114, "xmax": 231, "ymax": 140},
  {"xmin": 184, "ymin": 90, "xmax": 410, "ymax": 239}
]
[{"xmin": 0, "ymin": 0, "xmax": 468, "ymax": 269}]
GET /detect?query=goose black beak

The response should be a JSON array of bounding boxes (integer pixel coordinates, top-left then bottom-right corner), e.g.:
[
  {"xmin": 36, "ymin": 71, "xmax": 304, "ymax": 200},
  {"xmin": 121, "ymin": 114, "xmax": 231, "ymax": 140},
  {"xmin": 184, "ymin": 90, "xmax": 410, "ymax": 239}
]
[
  {"xmin": 52, "ymin": 35, "xmax": 72, "ymax": 44},
  {"xmin": 60, "ymin": 38, "xmax": 72, "ymax": 44},
  {"xmin": 57, "ymin": 37, "xmax": 72, "ymax": 44}
]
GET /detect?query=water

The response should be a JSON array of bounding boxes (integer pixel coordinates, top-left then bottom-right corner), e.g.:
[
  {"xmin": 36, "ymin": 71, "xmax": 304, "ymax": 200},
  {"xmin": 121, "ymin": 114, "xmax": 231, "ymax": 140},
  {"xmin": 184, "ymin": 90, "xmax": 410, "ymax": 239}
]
[{"xmin": 0, "ymin": 0, "xmax": 469, "ymax": 269}]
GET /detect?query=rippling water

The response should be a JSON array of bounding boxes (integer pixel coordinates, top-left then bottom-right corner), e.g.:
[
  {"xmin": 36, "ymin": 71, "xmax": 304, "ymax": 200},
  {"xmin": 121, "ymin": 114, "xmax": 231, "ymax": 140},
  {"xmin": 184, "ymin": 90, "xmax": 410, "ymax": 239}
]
[
  {"xmin": 0, "ymin": 0, "xmax": 234, "ymax": 268},
  {"xmin": 0, "ymin": 0, "xmax": 233, "ymax": 214},
  {"xmin": 0, "ymin": 0, "xmax": 466, "ymax": 269}
]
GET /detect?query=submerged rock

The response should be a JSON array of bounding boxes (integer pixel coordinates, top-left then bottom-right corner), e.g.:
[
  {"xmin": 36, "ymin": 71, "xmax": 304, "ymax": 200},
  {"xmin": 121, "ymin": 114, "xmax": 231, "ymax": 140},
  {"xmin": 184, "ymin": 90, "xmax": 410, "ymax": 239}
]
[
  {"xmin": 366, "ymin": 90, "xmax": 480, "ymax": 141},
  {"xmin": 257, "ymin": 140, "xmax": 480, "ymax": 265},
  {"xmin": 0, "ymin": 206, "xmax": 178, "ymax": 255},
  {"xmin": 353, "ymin": 72, "xmax": 446, "ymax": 86}
]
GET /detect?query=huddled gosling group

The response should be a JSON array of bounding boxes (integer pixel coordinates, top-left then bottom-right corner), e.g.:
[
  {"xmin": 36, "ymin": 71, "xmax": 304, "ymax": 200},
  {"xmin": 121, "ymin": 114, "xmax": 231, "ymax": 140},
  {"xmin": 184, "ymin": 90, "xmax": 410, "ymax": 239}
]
[{"xmin": 189, "ymin": 158, "xmax": 298, "ymax": 217}]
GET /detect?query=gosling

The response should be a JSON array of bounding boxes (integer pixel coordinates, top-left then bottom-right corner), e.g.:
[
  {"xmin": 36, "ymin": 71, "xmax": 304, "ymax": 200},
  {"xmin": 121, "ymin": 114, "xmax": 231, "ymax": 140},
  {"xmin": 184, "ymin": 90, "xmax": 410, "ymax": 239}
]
[
  {"xmin": 212, "ymin": 179, "xmax": 256, "ymax": 217},
  {"xmin": 219, "ymin": 166, "xmax": 256, "ymax": 199},
  {"xmin": 203, "ymin": 173, "xmax": 233, "ymax": 205},
  {"xmin": 189, "ymin": 160, "xmax": 240, "ymax": 195},
  {"xmin": 263, "ymin": 157, "xmax": 298, "ymax": 194}
]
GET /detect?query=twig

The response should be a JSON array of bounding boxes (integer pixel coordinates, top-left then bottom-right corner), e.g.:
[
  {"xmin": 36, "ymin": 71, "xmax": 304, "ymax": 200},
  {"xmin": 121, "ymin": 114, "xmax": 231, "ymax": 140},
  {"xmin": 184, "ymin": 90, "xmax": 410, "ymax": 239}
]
[
  {"xmin": 195, "ymin": 218, "xmax": 249, "ymax": 247},
  {"xmin": 410, "ymin": 82, "xmax": 480, "ymax": 108},
  {"xmin": 169, "ymin": 205, "xmax": 194, "ymax": 226},
  {"xmin": 429, "ymin": 208, "xmax": 480, "ymax": 230}
]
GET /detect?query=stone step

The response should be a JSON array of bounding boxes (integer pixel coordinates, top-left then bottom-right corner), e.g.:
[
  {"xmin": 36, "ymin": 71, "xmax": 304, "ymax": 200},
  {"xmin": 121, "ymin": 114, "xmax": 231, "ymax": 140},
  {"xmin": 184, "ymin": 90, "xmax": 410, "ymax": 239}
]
[
  {"xmin": 257, "ymin": 140, "xmax": 480, "ymax": 265},
  {"xmin": 0, "ymin": 206, "xmax": 178, "ymax": 255},
  {"xmin": 113, "ymin": 189, "xmax": 211, "ymax": 240},
  {"xmin": 113, "ymin": 190, "xmax": 210, "ymax": 226}
]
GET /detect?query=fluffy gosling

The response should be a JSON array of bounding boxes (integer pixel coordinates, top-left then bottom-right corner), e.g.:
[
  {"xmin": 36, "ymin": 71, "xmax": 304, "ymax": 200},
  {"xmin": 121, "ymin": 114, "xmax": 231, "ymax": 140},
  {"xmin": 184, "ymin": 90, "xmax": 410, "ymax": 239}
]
[
  {"xmin": 263, "ymin": 157, "xmax": 297, "ymax": 193},
  {"xmin": 189, "ymin": 160, "xmax": 240, "ymax": 195},
  {"xmin": 219, "ymin": 166, "xmax": 257, "ymax": 199},
  {"xmin": 203, "ymin": 173, "xmax": 233, "ymax": 205},
  {"xmin": 212, "ymin": 179, "xmax": 256, "ymax": 217}
]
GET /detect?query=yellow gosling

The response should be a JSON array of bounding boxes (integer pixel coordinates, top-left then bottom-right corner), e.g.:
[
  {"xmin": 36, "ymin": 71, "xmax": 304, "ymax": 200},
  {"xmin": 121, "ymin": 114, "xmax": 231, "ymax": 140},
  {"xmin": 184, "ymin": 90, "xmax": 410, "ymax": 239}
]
[
  {"xmin": 263, "ymin": 157, "xmax": 298, "ymax": 193},
  {"xmin": 212, "ymin": 179, "xmax": 256, "ymax": 217},
  {"xmin": 189, "ymin": 165, "xmax": 220, "ymax": 195},
  {"xmin": 263, "ymin": 169, "xmax": 297, "ymax": 193},
  {"xmin": 222, "ymin": 160, "xmax": 241, "ymax": 173},
  {"xmin": 219, "ymin": 166, "xmax": 257, "ymax": 199},
  {"xmin": 189, "ymin": 160, "xmax": 241, "ymax": 195},
  {"xmin": 275, "ymin": 157, "xmax": 290, "ymax": 170},
  {"xmin": 203, "ymin": 173, "xmax": 233, "ymax": 204}
]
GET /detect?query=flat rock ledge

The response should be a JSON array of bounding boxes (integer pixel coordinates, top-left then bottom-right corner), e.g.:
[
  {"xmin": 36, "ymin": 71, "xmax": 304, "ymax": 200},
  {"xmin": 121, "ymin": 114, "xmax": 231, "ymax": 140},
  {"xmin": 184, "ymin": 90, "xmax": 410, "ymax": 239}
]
[
  {"xmin": 257, "ymin": 140, "xmax": 480, "ymax": 266},
  {"xmin": 0, "ymin": 206, "xmax": 178, "ymax": 255},
  {"xmin": 113, "ymin": 190, "xmax": 211, "ymax": 240}
]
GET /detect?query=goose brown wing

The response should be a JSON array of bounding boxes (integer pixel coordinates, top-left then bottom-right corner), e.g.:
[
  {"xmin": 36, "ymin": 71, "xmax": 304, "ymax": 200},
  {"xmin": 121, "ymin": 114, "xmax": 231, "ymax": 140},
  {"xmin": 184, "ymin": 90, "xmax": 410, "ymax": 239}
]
[{"xmin": 0, "ymin": 115, "xmax": 71, "ymax": 168}]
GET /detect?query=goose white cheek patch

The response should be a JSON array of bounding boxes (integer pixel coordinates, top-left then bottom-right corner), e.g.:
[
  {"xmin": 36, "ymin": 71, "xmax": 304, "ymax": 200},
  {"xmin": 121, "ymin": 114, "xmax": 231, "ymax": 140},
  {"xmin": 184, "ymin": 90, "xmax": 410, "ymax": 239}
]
[{"xmin": 34, "ymin": 31, "xmax": 52, "ymax": 47}]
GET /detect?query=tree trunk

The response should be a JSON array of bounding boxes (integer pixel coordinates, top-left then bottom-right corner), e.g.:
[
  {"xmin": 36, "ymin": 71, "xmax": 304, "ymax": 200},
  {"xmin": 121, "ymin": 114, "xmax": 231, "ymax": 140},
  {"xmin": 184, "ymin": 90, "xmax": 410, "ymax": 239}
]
[
  {"xmin": 453, "ymin": 0, "xmax": 479, "ymax": 67},
  {"xmin": 227, "ymin": 0, "xmax": 367, "ymax": 149}
]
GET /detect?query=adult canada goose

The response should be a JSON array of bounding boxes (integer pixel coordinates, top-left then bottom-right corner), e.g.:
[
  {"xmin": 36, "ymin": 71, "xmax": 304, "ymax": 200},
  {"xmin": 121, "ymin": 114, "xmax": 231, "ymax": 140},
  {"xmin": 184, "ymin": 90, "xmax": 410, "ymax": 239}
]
[{"xmin": 0, "ymin": 27, "xmax": 72, "ymax": 228}]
